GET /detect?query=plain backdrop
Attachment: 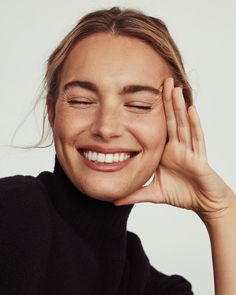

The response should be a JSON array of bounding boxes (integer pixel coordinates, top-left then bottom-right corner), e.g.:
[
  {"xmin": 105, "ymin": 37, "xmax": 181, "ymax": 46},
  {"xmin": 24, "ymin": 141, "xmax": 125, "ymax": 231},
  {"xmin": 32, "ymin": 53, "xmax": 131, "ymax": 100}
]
[{"xmin": 0, "ymin": 1, "xmax": 235, "ymax": 294}]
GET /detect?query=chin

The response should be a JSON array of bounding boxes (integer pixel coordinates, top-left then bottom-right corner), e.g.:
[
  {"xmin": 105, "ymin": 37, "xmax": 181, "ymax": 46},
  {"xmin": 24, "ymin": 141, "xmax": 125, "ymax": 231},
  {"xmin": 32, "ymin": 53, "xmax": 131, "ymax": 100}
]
[{"xmin": 76, "ymin": 182, "xmax": 133, "ymax": 203}]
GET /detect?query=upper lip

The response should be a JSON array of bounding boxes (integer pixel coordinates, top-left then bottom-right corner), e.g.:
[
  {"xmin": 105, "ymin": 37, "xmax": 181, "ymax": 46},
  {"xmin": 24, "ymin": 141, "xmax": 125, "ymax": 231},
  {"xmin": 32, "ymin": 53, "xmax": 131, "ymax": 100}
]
[{"xmin": 78, "ymin": 145, "xmax": 141, "ymax": 154}]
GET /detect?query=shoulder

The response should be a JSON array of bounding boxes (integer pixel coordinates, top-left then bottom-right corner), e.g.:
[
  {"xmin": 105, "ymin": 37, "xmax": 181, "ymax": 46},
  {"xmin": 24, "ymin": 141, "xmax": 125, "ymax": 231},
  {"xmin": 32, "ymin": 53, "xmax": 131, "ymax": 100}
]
[
  {"xmin": 0, "ymin": 173, "xmax": 53, "ymax": 279},
  {"xmin": 146, "ymin": 266, "xmax": 193, "ymax": 294},
  {"xmin": 126, "ymin": 231, "xmax": 148, "ymax": 260},
  {"xmin": 127, "ymin": 231, "xmax": 193, "ymax": 294},
  {"xmin": 0, "ymin": 173, "xmax": 48, "ymax": 198},
  {"xmin": 0, "ymin": 172, "xmax": 53, "ymax": 244},
  {"xmin": 0, "ymin": 172, "xmax": 52, "ymax": 218},
  {"xmin": 0, "ymin": 173, "xmax": 45, "ymax": 192}
]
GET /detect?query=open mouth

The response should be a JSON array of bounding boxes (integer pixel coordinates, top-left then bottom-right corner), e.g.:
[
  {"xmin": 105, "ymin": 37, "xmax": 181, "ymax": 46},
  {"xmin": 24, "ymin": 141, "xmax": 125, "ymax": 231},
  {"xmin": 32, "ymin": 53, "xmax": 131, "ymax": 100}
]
[{"xmin": 79, "ymin": 149, "xmax": 139, "ymax": 164}]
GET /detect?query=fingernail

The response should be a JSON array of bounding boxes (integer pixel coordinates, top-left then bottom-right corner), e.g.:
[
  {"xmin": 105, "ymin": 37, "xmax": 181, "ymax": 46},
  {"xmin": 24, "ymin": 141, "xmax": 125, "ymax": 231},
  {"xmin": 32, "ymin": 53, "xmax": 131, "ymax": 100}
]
[{"xmin": 142, "ymin": 173, "xmax": 155, "ymax": 187}]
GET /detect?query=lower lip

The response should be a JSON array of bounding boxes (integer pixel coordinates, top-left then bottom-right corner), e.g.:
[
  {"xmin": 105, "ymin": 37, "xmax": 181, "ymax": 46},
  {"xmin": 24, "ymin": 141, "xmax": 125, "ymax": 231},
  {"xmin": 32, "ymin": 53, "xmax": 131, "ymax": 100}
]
[{"xmin": 79, "ymin": 152, "xmax": 137, "ymax": 172}]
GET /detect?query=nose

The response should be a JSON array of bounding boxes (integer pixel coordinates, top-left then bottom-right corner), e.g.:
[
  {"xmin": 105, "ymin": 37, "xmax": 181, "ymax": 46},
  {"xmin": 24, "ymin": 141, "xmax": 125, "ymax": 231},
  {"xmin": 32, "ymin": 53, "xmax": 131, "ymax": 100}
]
[{"xmin": 90, "ymin": 104, "xmax": 124, "ymax": 141}]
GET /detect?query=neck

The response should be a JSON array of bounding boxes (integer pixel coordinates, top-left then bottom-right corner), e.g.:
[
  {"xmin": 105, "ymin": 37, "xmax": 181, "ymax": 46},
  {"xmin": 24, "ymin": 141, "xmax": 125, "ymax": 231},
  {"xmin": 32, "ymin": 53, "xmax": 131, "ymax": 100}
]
[{"xmin": 38, "ymin": 156, "xmax": 134, "ymax": 259}]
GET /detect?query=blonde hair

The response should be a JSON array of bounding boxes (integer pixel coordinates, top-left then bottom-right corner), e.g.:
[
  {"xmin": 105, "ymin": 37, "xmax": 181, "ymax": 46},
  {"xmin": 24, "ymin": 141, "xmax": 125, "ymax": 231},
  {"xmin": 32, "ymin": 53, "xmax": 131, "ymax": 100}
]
[{"xmin": 25, "ymin": 6, "xmax": 193, "ymax": 148}]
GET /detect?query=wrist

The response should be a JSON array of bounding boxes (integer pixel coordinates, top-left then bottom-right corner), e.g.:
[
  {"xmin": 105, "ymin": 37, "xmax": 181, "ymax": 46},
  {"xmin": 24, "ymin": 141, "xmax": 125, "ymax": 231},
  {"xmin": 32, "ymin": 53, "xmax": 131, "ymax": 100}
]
[
  {"xmin": 198, "ymin": 187, "xmax": 236, "ymax": 229},
  {"xmin": 203, "ymin": 190, "xmax": 236, "ymax": 295}
]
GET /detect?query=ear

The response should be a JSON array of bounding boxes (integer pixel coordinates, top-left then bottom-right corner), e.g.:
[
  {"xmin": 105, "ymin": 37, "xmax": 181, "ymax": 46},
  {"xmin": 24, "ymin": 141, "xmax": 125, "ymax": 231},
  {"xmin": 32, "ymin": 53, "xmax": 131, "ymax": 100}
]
[{"xmin": 47, "ymin": 95, "xmax": 55, "ymax": 128}]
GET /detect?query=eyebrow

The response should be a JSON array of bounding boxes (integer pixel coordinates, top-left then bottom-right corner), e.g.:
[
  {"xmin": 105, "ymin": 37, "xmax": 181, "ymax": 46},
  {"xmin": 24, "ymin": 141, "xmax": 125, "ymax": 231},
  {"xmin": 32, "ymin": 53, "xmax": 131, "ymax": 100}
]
[{"xmin": 63, "ymin": 80, "xmax": 161, "ymax": 96}]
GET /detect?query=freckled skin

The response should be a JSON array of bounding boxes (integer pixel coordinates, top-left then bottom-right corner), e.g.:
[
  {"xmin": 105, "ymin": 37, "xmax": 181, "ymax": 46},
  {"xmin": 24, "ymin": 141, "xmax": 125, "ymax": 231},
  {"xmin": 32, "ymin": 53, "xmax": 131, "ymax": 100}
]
[{"xmin": 48, "ymin": 33, "xmax": 170, "ymax": 201}]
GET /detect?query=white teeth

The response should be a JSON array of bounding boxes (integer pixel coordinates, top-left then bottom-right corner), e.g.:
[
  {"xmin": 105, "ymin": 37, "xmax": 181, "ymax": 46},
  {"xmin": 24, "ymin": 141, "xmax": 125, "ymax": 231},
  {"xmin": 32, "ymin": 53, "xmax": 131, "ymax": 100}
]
[
  {"xmin": 105, "ymin": 154, "xmax": 113, "ymax": 163},
  {"xmin": 91, "ymin": 152, "xmax": 97, "ymax": 161},
  {"xmin": 119, "ymin": 153, "xmax": 125, "ymax": 161},
  {"xmin": 97, "ymin": 153, "xmax": 105, "ymax": 162},
  {"xmin": 113, "ymin": 153, "xmax": 119, "ymax": 162},
  {"xmin": 82, "ymin": 150, "xmax": 133, "ymax": 163}
]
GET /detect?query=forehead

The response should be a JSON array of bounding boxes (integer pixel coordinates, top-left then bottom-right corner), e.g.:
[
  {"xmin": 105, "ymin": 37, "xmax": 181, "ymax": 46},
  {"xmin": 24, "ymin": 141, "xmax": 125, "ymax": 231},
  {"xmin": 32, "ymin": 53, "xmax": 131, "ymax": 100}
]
[{"xmin": 60, "ymin": 33, "xmax": 170, "ymax": 87}]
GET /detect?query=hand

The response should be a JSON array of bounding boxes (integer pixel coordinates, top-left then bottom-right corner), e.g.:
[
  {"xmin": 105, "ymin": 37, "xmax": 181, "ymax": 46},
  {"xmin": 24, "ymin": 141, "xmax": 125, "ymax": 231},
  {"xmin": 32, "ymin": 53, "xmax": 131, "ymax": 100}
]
[{"xmin": 114, "ymin": 78, "xmax": 234, "ymax": 220}]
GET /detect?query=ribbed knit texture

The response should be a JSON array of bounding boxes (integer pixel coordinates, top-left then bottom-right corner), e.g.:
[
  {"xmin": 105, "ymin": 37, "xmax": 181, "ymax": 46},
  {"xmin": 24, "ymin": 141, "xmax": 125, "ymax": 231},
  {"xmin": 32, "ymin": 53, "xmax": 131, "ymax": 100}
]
[{"xmin": 0, "ymin": 156, "xmax": 193, "ymax": 294}]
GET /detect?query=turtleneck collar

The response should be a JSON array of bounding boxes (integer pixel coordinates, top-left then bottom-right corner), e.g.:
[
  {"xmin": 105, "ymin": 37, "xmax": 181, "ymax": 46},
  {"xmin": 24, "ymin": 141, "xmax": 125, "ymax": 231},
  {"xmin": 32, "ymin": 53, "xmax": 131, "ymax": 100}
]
[{"xmin": 38, "ymin": 156, "xmax": 134, "ymax": 255}]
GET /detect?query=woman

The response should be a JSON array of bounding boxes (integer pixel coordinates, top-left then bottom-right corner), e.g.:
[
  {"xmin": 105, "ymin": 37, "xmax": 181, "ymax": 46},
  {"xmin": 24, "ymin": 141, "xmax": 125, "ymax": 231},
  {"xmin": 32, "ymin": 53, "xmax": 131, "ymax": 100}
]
[{"xmin": 0, "ymin": 6, "xmax": 235, "ymax": 295}]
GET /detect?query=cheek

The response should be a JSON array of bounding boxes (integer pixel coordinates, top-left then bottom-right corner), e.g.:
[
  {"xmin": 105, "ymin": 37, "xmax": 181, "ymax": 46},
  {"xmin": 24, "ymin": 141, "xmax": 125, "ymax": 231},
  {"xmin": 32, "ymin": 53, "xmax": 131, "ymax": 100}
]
[
  {"xmin": 52, "ymin": 108, "xmax": 89, "ymax": 143},
  {"xmin": 53, "ymin": 114, "xmax": 72, "ymax": 143},
  {"xmin": 151, "ymin": 112, "xmax": 167, "ymax": 147},
  {"xmin": 131, "ymin": 108, "xmax": 167, "ymax": 151}
]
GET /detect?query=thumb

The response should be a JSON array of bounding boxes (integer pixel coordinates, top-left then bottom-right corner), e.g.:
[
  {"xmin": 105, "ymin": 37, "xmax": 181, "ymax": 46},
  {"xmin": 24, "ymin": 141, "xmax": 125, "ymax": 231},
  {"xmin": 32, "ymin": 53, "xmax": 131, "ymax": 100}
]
[{"xmin": 113, "ymin": 182, "xmax": 162, "ymax": 206}]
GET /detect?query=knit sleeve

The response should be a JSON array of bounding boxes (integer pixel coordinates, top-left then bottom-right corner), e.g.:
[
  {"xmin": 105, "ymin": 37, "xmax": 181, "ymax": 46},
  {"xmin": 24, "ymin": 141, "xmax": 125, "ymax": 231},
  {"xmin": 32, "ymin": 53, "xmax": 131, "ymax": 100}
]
[{"xmin": 145, "ymin": 266, "xmax": 194, "ymax": 295}]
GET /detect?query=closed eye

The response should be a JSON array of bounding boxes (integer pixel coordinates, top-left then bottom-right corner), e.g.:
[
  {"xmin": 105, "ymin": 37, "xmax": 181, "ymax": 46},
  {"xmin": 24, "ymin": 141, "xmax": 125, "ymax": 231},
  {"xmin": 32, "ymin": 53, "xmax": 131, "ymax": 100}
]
[
  {"xmin": 125, "ymin": 104, "xmax": 152, "ymax": 110},
  {"xmin": 68, "ymin": 100, "xmax": 92, "ymax": 105},
  {"xmin": 66, "ymin": 98, "xmax": 153, "ymax": 110}
]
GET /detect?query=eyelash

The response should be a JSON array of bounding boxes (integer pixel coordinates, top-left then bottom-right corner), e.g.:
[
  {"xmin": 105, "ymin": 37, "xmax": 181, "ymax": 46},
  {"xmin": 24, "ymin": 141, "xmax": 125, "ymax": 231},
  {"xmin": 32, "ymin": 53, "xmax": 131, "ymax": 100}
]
[
  {"xmin": 67, "ymin": 100, "xmax": 152, "ymax": 110},
  {"xmin": 126, "ymin": 105, "xmax": 152, "ymax": 110}
]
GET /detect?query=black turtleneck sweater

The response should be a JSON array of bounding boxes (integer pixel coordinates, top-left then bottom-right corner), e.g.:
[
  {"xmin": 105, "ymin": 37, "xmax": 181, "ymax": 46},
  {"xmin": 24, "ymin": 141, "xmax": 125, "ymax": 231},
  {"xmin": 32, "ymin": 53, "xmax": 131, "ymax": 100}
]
[{"xmin": 0, "ymin": 157, "xmax": 193, "ymax": 294}]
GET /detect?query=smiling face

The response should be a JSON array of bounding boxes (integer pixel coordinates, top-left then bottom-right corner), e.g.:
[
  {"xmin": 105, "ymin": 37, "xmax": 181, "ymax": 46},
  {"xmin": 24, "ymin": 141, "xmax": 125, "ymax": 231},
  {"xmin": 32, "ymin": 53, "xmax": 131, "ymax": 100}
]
[{"xmin": 48, "ymin": 33, "xmax": 170, "ymax": 201}]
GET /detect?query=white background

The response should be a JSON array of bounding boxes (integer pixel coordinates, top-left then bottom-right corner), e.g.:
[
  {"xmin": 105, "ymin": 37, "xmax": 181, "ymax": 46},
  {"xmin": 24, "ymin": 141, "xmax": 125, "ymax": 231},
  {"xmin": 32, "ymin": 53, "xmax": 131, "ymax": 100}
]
[{"xmin": 0, "ymin": 1, "xmax": 236, "ymax": 294}]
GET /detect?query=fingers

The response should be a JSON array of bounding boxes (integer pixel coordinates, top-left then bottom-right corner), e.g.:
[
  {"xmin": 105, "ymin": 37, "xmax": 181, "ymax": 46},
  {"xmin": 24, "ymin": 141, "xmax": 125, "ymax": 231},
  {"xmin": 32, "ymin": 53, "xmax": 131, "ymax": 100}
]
[
  {"xmin": 163, "ymin": 78, "xmax": 192, "ymax": 149},
  {"xmin": 163, "ymin": 78, "xmax": 178, "ymax": 142},
  {"xmin": 172, "ymin": 87, "xmax": 193, "ymax": 149},
  {"xmin": 113, "ymin": 187, "xmax": 147, "ymax": 206},
  {"xmin": 163, "ymin": 77, "xmax": 206, "ymax": 157},
  {"xmin": 114, "ymin": 182, "xmax": 162, "ymax": 206},
  {"xmin": 188, "ymin": 105, "xmax": 207, "ymax": 158}
]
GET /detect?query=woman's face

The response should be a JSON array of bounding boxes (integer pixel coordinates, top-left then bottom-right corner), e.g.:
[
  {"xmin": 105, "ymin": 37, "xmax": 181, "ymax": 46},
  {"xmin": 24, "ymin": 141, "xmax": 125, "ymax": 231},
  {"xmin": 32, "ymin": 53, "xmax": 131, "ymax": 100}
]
[{"xmin": 48, "ymin": 33, "xmax": 170, "ymax": 201}]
